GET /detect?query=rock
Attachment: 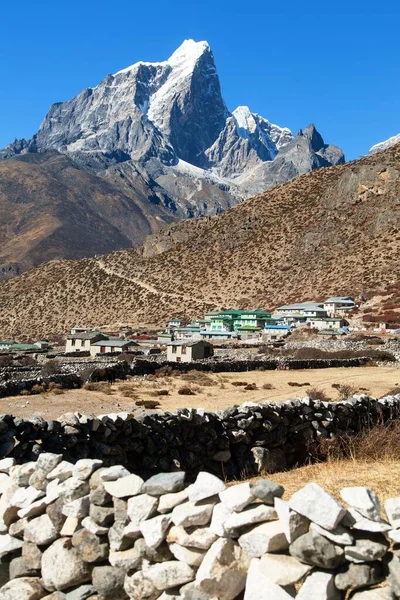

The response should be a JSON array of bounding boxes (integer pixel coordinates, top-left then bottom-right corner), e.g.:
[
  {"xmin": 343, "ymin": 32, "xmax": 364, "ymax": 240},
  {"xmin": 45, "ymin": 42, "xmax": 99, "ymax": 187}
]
[
  {"xmin": 103, "ymin": 474, "xmax": 144, "ymax": 499},
  {"xmin": 310, "ymin": 522, "xmax": 353, "ymax": 546},
  {"xmin": 10, "ymin": 486, "xmax": 45, "ymax": 509},
  {"xmin": 249, "ymin": 479, "xmax": 284, "ymax": 505},
  {"xmin": 92, "ymin": 566, "xmax": 125, "ymax": 596},
  {"xmin": 167, "ymin": 526, "xmax": 217, "ymax": 550},
  {"xmin": 9, "ymin": 517, "xmax": 28, "ymax": 539},
  {"xmin": 0, "ymin": 475, "xmax": 12, "ymax": 496},
  {"xmin": 72, "ymin": 459, "xmax": 103, "ymax": 481},
  {"xmin": 290, "ymin": 530, "xmax": 344, "ymax": 569},
  {"xmin": 251, "ymin": 447, "xmax": 287, "ymax": 473},
  {"xmin": 188, "ymin": 472, "xmax": 226, "ymax": 504},
  {"xmin": 389, "ymin": 529, "xmax": 400, "ymax": 543},
  {"xmin": 289, "ymin": 483, "xmax": 346, "ymax": 531},
  {"xmin": 274, "ymin": 498, "xmax": 310, "ymax": 543},
  {"xmin": 18, "ymin": 498, "xmax": 47, "ymax": 520},
  {"xmin": 385, "ymin": 497, "xmax": 400, "ymax": 528},
  {"xmin": 209, "ymin": 502, "xmax": 234, "ymax": 537},
  {"xmin": 23, "ymin": 542, "xmax": 42, "ymax": 570},
  {"xmin": 238, "ymin": 520, "xmax": 288, "ymax": 557},
  {"xmin": 0, "ymin": 577, "xmax": 46, "ymax": 600},
  {"xmin": 127, "ymin": 494, "xmax": 158, "ymax": 526},
  {"xmin": 29, "ymin": 470, "xmax": 48, "ymax": 492},
  {"xmin": 81, "ymin": 517, "xmax": 108, "ymax": 536},
  {"xmin": 124, "ymin": 571, "xmax": 157, "ymax": 600},
  {"xmin": 108, "ymin": 519, "xmax": 131, "ymax": 552},
  {"xmin": 47, "ymin": 479, "xmax": 90, "ymax": 505},
  {"xmin": 0, "ymin": 458, "xmax": 15, "ymax": 473},
  {"xmin": 158, "ymin": 489, "xmax": 189, "ymax": 514},
  {"xmin": 145, "ymin": 561, "xmax": 195, "ymax": 591},
  {"xmin": 0, "ymin": 563, "xmax": 8, "ymax": 589},
  {"xmin": 47, "ymin": 461, "xmax": 73, "ymax": 482},
  {"xmin": 143, "ymin": 473, "xmax": 186, "ymax": 496},
  {"xmin": 60, "ymin": 517, "xmax": 81, "ymax": 537},
  {"xmin": 100, "ymin": 466, "xmax": 130, "ymax": 481},
  {"xmin": 46, "ymin": 498, "xmax": 67, "ymax": 532},
  {"xmin": 171, "ymin": 502, "xmax": 214, "ymax": 528},
  {"xmin": 195, "ymin": 538, "xmax": 249, "ymax": 600},
  {"xmin": 351, "ymin": 588, "xmax": 394, "ymax": 599},
  {"xmin": 113, "ymin": 498, "xmax": 128, "ymax": 521},
  {"xmin": 387, "ymin": 553, "xmax": 400, "ymax": 596},
  {"xmin": 10, "ymin": 463, "xmax": 36, "ymax": 486},
  {"xmin": 258, "ymin": 553, "xmax": 312, "ymax": 585},
  {"xmin": 64, "ymin": 584, "xmax": 94, "ymax": 600},
  {"xmin": 62, "ymin": 497, "xmax": 90, "ymax": 520},
  {"xmin": 135, "ymin": 538, "xmax": 173, "ymax": 563},
  {"xmin": 296, "ymin": 570, "xmax": 340, "ymax": 600},
  {"xmin": 345, "ymin": 532, "xmax": 389, "ymax": 562},
  {"xmin": 9, "ymin": 556, "xmax": 39, "ymax": 579},
  {"xmin": 123, "ymin": 521, "xmax": 141, "ymax": 540},
  {"xmin": 341, "ymin": 487, "xmax": 381, "ymax": 521},
  {"xmin": 37, "ymin": 453, "xmax": 63, "ymax": 475},
  {"xmin": 109, "ymin": 547, "xmax": 142, "ymax": 570},
  {"xmin": 169, "ymin": 543, "xmax": 206, "ymax": 567},
  {"xmin": 244, "ymin": 558, "xmax": 294, "ymax": 600},
  {"xmin": 89, "ymin": 484, "xmax": 111, "ymax": 507},
  {"xmin": 223, "ymin": 504, "xmax": 277, "ymax": 536},
  {"xmin": 71, "ymin": 529, "xmax": 109, "ymax": 563},
  {"xmin": 335, "ymin": 561, "xmax": 384, "ymax": 591},
  {"xmin": 0, "ymin": 533, "xmax": 23, "ymax": 557},
  {"xmin": 346, "ymin": 508, "xmax": 391, "ymax": 533},
  {"xmin": 219, "ymin": 483, "xmax": 254, "ymax": 512},
  {"xmin": 89, "ymin": 505, "xmax": 114, "ymax": 527},
  {"xmin": 140, "ymin": 514, "xmax": 171, "ymax": 550},
  {"xmin": 24, "ymin": 514, "xmax": 58, "ymax": 546},
  {"xmin": 41, "ymin": 538, "xmax": 91, "ymax": 591}
]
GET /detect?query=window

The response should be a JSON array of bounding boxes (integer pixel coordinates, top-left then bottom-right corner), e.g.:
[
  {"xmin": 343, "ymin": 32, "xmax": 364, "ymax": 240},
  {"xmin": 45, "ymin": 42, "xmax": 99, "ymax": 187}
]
[
  {"xmin": 177, "ymin": 357, "xmax": 182, "ymax": 362},
  {"xmin": 181, "ymin": 346, "xmax": 187, "ymax": 354},
  {"xmin": 172, "ymin": 346, "xmax": 177, "ymax": 354},
  {"xmin": 71, "ymin": 339, "xmax": 75, "ymax": 347}
]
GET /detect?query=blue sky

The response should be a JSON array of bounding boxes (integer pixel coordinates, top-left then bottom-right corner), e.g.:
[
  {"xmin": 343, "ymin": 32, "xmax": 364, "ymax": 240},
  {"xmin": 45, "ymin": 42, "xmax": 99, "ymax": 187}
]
[{"xmin": 1, "ymin": 0, "xmax": 399, "ymax": 159}]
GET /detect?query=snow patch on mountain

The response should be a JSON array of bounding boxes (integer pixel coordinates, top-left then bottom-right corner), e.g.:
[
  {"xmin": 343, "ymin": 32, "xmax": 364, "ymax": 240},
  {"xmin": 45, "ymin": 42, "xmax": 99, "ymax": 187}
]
[{"xmin": 369, "ymin": 133, "xmax": 400, "ymax": 155}]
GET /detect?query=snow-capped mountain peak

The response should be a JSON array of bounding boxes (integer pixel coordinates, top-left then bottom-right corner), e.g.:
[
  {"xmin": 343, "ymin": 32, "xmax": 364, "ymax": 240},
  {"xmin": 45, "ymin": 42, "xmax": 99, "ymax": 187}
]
[
  {"xmin": 167, "ymin": 39, "xmax": 210, "ymax": 67},
  {"xmin": 369, "ymin": 132, "xmax": 400, "ymax": 155},
  {"xmin": 233, "ymin": 106, "xmax": 258, "ymax": 138}
]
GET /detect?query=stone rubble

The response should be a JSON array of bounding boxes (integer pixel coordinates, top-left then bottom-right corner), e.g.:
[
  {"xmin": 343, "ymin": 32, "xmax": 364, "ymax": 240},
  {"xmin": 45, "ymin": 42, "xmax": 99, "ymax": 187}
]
[{"xmin": 0, "ymin": 455, "xmax": 399, "ymax": 598}]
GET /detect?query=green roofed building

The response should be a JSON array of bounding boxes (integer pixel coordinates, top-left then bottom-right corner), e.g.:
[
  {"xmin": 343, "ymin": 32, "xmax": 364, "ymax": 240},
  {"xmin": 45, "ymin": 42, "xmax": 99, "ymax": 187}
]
[{"xmin": 204, "ymin": 309, "xmax": 273, "ymax": 332}]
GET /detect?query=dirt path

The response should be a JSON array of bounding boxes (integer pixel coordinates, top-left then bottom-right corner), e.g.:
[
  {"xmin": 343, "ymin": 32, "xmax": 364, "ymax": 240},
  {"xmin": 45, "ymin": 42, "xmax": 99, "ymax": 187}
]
[{"xmin": 1, "ymin": 366, "xmax": 399, "ymax": 420}]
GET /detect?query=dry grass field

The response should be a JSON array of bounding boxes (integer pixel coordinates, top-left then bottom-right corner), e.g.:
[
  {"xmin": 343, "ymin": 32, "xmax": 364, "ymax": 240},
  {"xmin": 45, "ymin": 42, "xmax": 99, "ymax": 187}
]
[{"xmin": 1, "ymin": 365, "xmax": 399, "ymax": 419}]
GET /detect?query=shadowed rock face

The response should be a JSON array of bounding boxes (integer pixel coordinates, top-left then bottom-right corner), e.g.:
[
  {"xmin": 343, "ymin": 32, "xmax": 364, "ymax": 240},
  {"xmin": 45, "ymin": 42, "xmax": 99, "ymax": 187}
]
[{"xmin": 0, "ymin": 40, "xmax": 344, "ymax": 269}]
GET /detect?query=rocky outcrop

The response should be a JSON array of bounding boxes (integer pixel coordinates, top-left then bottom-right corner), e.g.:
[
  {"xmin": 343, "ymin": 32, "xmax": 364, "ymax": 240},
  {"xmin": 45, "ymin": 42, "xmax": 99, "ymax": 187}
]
[{"xmin": 0, "ymin": 456, "xmax": 398, "ymax": 598}]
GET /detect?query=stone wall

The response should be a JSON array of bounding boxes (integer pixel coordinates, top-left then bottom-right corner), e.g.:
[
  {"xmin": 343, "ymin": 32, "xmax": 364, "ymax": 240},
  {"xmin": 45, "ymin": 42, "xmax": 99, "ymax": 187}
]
[
  {"xmin": 0, "ymin": 395, "xmax": 399, "ymax": 480},
  {"xmin": 0, "ymin": 262, "xmax": 19, "ymax": 281},
  {"xmin": 0, "ymin": 454, "xmax": 397, "ymax": 599}
]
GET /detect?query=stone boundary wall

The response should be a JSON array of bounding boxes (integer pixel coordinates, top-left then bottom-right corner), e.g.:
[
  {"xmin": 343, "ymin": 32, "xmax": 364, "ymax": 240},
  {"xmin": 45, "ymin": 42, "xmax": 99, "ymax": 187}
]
[
  {"xmin": 0, "ymin": 454, "xmax": 398, "ymax": 599},
  {"xmin": 0, "ymin": 395, "xmax": 399, "ymax": 480}
]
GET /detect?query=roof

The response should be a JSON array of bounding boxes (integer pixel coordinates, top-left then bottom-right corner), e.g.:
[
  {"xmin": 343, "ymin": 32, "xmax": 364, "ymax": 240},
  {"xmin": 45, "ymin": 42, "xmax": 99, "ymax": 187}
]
[
  {"xmin": 9, "ymin": 344, "xmax": 39, "ymax": 350},
  {"xmin": 0, "ymin": 340, "xmax": 16, "ymax": 345},
  {"xmin": 205, "ymin": 309, "xmax": 271, "ymax": 318},
  {"xmin": 265, "ymin": 325, "xmax": 292, "ymax": 330},
  {"xmin": 67, "ymin": 331, "xmax": 106, "ymax": 340},
  {"xmin": 307, "ymin": 317, "xmax": 344, "ymax": 322},
  {"xmin": 167, "ymin": 340, "xmax": 212, "ymax": 347},
  {"xmin": 276, "ymin": 302, "xmax": 324, "ymax": 311},
  {"xmin": 200, "ymin": 330, "xmax": 238, "ymax": 336},
  {"xmin": 325, "ymin": 297, "xmax": 354, "ymax": 304},
  {"xmin": 91, "ymin": 339, "xmax": 137, "ymax": 348}
]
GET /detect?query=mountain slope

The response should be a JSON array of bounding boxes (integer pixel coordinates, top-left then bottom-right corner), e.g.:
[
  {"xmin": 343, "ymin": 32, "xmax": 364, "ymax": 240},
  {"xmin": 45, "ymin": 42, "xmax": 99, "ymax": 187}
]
[
  {"xmin": 370, "ymin": 133, "xmax": 400, "ymax": 155},
  {"xmin": 0, "ymin": 143, "xmax": 398, "ymax": 340},
  {"xmin": 0, "ymin": 152, "xmax": 178, "ymax": 270},
  {"xmin": 0, "ymin": 40, "xmax": 344, "ymax": 271}
]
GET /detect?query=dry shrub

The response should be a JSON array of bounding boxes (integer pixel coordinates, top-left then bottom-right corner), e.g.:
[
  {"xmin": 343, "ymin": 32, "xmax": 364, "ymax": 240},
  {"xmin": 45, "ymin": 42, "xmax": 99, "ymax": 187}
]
[
  {"xmin": 244, "ymin": 383, "xmax": 257, "ymax": 391},
  {"xmin": 30, "ymin": 384, "xmax": 46, "ymax": 395},
  {"xmin": 384, "ymin": 387, "xmax": 400, "ymax": 396},
  {"xmin": 288, "ymin": 382, "xmax": 310, "ymax": 387},
  {"xmin": 148, "ymin": 390, "xmax": 169, "ymax": 397},
  {"xmin": 180, "ymin": 371, "xmax": 216, "ymax": 386},
  {"xmin": 154, "ymin": 366, "xmax": 180, "ymax": 377},
  {"xmin": 322, "ymin": 422, "xmax": 400, "ymax": 463},
  {"xmin": 262, "ymin": 383, "xmax": 275, "ymax": 390},
  {"xmin": 231, "ymin": 381, "xmax": 248, "ymax": 387},
  {"xmin": 121, "ymin": 389, "xmax": 138, "ymax": 399},
  {"xmin": 41, "ymin": 360, "xmax": 60, "ymax": 377},
  {"xmin": 135, "ymin": 399, "xmax": 160, "ymax": 409},
  {"xmin": 335, "ymin": 384, "xmax": 358, "ymax": 401},
  {"xmin": 306, "ymin": 387, "xmax": 331, "ymax": 402},
  {"xmin": 83, "ymin": 382, "xmax": 112, "ymax": 394},
  {"xmin": 48, "ymin": 382, "xmax": 64, "ymax": 395},
  {"xmin": 178, "ymin": 386, "xmax": 196, "ymax": 395}
]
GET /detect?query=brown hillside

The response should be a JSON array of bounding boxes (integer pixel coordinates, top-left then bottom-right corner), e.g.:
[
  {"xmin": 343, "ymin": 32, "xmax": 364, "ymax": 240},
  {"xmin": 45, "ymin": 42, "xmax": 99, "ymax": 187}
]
[
  {"xmin": 0, "ymin": 152, "xmax": 176, "ymax": 271},
  {"xmin": 0, "ymin": 145, "xmax": 399, "ymax": 340}
]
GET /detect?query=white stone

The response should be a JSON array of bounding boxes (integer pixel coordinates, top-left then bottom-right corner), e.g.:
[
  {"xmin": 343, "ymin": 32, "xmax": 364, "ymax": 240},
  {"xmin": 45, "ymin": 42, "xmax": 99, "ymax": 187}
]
[
  {"xmin": 143, "ymin": 472, "xmax": 186, "ymax": 496},
  {"xmin": 341, "ymin": 487, "xmax": 381, "ymax": 521},
  {"xmin": 62, "ymin": 496, "xmax": 90, "ymax": 519},
  {"xmin": 127, "ymin": 494, "xmax": 158, "ymax": 525},
  {"xmin": 238, "ymin": 520, "xmax": 288, "ymax": 557},
  {"xmin": 140, "ymin": 514, "xmax": 171, "ymax": 550},
  {"xmin": 123, "ymin": 521, "xmax": 141, "ymax": 540},
  {"xmin": 351, "ymin": 589, "xmax": 394, "ymax": 599},
  {"xmin": 145, "ymin": 560, "xmax": 195, "ymax": 591},
  {"xmin": 100, "ymin": 465, "xmax": 130, "ymax": 481},
  {"xmin": 188, "ymin": 472, "xmax": 226, "ymax": 504},
  {"xmin": 223, "ymin": 504, "xmax": 277, "ymax": 536},
  {"xmin": 0, "ymin": 533, "xmax": 23, "ymax": 557},
  {"xmin": 18, "ymin": 498, "xmax": 47, "ymax": 519},
  {"xmin": 0, "ymin": 474, "xmax": 12, "ymax": 494},
  {"xmin": 36, "ymin": 452, "xmax": 63, "ymax": 475},
  {"xmin": 385, "ymin": 497, "xmax": 400, "ymax": 528},
  {"xmin": 158, "ymin": 489, "xmax": 189, "ymax": 514},
  {"xmin": 171, "ymin": 501, "xmax": 214, "ymax": 528},
  {"xmin": 196, "ymin": 538, "xmax": 249, "ymax": 600},
  {"xmin": 219, "ymin": 483, "xmax": 254, "ymax": 512},
  {"xmin": 289, "ymin": 483, "xmax": 346, "ymax": 531},
  {"xmin": 296, "ymin": 569, "xmax": 340, "ymax": 599},
  {"xmin": 41, "ymin": 538, "xmax": 91, "ymax": 591},
  {"xmin": 311, "ymin": 522, "xmax": 354, "ymax": 545},
  {"xmin": 24, "ymin": 514, "xmax": 58, "ymax": 545},
  {"xmin": 10, "ymin": 486, "xmax": 45, "ymax": 509},
  {"xmin": 0, "ymin": 458, "xmax": 15, "ymax": 473},
  {"xmin": 275, "ymin": 497, "xmax": 310, "ymax": 543},
  {"xmin": 388, "ymin": 529, "xmax": 400, "ymax": 543},
  {"xmin": 209, "ymin": 502, "xmax": 234, "ymax": 537},
  {"xmin": 103, "ymin": 474, "xmax": 144, "ymax": 498},
  {"xmin": 81, "ymin": 516, "xmax": 108, "ymax": 536},
  {"xmin": 244, "ymin": 558, "xmax": 294, "ymax": 600},
  {"xmin": 0, "ymin": 577, "xmax": 45, "ymax": 600},
  {"xmin": 169, "ymin": 542, "xmax": 206, "ymax": 567},
  {"xmin": 259, "ymin": 553, "xmax": 312, "ymax": 585},
  {"xmin": 9, "ymin": 463, "xmax": 36, "ymax": 486},
  {"xmin": 167, "ymin": 525, "xmax": 217, "ymax": 550},
  {"xmin": 124, "ymin": 571, "xmax": 156, "ymax": 600},
  {"xmin": 109, "ymin": 548, "xmax": 142, "ymax": 570},
  {"xmin": 347, "ymin": 508, "xmax": 391, "ymax": 532},
  {"xmin": 47, "ymin": 461, "xmax": 73, "ymax": 482},
  {"xmin": 60, "ymin": 517, "xmax": 81, "ymax": 537},
  {"xmin": 72, "ymin": 459, "xmax": 103, "ymax": 481}
]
